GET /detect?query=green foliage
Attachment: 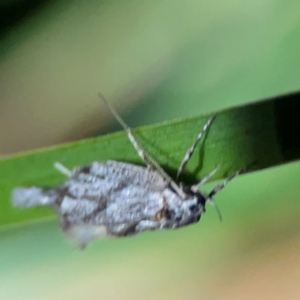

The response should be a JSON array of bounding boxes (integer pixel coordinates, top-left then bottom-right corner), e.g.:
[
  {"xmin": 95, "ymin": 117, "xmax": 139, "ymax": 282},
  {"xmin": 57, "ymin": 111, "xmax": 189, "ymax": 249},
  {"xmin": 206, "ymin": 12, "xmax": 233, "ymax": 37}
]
[{"xmin": 1, "ymin": 92, "xmax": 299, "ymax": 229}]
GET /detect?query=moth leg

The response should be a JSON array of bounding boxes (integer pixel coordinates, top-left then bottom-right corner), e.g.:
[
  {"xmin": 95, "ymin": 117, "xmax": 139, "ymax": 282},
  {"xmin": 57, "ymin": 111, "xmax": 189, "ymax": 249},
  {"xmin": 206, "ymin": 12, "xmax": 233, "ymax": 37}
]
[
  {"xmin": 208, "ymin": 164, "xmax": 252, "ymax": 221},
  {"xmin": 208, "ymin": 168, "xmax": 243, "ymax": 198},
  {"xmin": 177, "ymin": 116, "xmax": 216, "ymax": 179},
  {"xmin": 54, "ymin": 162, "xmax": 72, "ymax": 177},
  {"xmin": 191, "ymin": 166, "xmax": 220, "ymax": 192},
  {"xmin": 206, "ymin": 198, "xmax": 223, "ymax": 222}
]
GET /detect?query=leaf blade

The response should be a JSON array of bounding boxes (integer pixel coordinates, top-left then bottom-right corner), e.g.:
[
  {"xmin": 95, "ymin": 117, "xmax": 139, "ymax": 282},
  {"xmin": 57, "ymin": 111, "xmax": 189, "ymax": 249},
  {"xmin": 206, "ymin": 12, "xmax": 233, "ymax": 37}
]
[{"xmin": 1, "ymin": 91, "xmax": 300, "ymax": 228}]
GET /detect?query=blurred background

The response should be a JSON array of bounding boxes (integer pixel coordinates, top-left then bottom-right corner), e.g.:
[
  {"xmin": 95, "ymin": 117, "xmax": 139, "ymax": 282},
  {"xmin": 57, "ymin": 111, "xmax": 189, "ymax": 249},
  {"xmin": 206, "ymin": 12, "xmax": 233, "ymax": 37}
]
[{"xmin": 1, "ymin": 0, "xmax": 300, "ymax": 299}]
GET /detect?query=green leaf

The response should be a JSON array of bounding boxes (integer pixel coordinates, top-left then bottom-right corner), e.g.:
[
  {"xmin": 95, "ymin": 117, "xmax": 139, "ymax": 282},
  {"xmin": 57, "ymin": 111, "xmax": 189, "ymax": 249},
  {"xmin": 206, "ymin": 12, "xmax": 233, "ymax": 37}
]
[{"xmin": 1, "ymin": 91, "xmax": 300, "ymax": 229}]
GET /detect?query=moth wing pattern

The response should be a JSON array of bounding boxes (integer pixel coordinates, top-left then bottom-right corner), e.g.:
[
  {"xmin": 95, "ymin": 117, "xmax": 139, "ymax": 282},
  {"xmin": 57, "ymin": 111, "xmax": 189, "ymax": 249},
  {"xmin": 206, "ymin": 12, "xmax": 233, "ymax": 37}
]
[
  {"xmin": 13, "ymin": 161, "xmax": 170, "ymax": 248},
  {"xmin": 11, "ymin": 94, "xmax": 246, "ymax": 249}
]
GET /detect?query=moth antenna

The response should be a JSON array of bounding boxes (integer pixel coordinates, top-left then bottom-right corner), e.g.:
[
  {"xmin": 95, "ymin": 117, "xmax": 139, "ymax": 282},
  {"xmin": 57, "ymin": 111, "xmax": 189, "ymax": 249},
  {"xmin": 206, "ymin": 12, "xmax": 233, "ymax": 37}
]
[{"xmin": 99, "ymin": 93, "xmax": 186, "ymax": 199}]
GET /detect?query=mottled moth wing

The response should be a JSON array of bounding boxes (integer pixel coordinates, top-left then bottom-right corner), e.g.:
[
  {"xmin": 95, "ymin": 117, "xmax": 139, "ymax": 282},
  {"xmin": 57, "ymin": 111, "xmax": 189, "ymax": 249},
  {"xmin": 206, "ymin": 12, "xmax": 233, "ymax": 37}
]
[
  {"xmin": 11, "ymin": 94, "xmax": 245, "ymax": 249},
  {"xmin": 15, "ymin": 161, "xmax": 168, "ymax": 248}
]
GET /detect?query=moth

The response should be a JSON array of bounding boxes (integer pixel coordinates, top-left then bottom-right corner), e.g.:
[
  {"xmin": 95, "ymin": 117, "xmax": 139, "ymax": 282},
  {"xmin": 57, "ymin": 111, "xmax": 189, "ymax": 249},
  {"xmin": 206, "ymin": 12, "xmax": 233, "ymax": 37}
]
[{"xmin": 12, "ymin": 94, "xmax": 243, "ymax": 249}]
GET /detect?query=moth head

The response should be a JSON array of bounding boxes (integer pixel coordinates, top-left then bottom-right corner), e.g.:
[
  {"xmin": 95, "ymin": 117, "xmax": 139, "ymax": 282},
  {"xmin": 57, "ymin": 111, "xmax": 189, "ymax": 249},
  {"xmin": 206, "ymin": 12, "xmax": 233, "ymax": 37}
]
[{"xmin": 163, "ymin": 192, "xmax": 208, "ymax": 228}]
